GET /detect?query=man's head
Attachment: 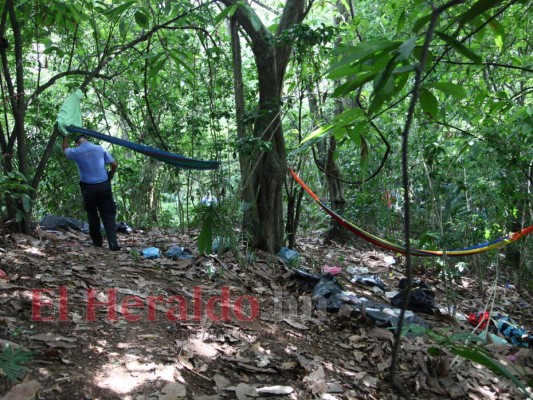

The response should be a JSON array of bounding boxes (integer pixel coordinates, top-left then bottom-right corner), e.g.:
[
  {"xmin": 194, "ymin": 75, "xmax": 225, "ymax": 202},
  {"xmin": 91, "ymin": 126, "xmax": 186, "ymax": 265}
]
[{"xmin": 74, "ymin": 135, "xmax": 87, "ymax": 145}]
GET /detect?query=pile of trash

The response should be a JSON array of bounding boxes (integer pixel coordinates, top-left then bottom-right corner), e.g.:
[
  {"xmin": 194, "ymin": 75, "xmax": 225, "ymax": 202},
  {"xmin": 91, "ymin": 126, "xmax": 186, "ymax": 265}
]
[{"xmin": 467, "ymin": 311, "xmax": 532, "ymax": 348}]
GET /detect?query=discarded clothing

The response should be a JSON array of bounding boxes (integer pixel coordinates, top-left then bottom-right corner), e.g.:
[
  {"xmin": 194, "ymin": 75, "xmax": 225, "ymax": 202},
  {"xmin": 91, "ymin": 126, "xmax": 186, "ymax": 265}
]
[
  {"xmin": 498, "ymin": 317, "xmax": 532, "ymax": 348},
  {"xmin": 165, "ymin": 246, "xmax": 193, "ymax": 260}
]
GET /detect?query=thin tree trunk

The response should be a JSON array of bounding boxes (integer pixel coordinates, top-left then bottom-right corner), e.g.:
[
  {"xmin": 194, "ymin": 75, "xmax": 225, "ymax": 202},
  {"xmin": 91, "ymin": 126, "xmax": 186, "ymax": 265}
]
[{"xmin": 230, "ymin": 17, "xmax": 256, "ymax": 245}]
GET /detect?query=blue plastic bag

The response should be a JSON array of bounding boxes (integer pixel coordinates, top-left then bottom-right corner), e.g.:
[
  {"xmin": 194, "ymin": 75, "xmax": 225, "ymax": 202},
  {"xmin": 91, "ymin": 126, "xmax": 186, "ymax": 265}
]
[
  {"xmin": 141, "ymin": 247, "xmax": 160, "ymax": 259},
  {"xmin": 277, "ymin": 247, "xmax": 300, "ymax": 264}
]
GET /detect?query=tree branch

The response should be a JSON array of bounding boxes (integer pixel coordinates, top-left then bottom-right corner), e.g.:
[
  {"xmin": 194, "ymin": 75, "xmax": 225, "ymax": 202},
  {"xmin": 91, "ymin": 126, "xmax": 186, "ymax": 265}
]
[
  {"xmin": 441, "ymin": 60, "xmax": 533, "ymax": 73},
  {"xmin": 389, "ymin": 1, "xmax": 465, "ymax": 398}
]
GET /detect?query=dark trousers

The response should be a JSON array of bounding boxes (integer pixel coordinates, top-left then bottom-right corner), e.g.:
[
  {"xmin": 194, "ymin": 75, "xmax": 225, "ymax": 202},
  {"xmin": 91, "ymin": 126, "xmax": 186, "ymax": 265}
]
[{"xmin": 80, "ymin": 181, "xmax": 119, "ymax": 249}]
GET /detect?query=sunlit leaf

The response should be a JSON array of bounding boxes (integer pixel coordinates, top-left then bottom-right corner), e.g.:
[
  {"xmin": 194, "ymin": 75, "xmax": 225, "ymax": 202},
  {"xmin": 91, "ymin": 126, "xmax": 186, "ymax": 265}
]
[
  {"xmin": 301, "ymin": 125, "xmax": 334, "ymax": 144},
  {"xmin": 333, "ymin": 108, "xmax": 364, "ymax": 125},
  {"xmin": 488, "ymin": 19, "xmax": 505, "ymax": 51},
  {"xmin": 289, "ymin": 135, "xmax": 325, "ymax": 156},
  {"xmin": 333, "ymin": 40, "xmax": 402, "ymax": 66}
]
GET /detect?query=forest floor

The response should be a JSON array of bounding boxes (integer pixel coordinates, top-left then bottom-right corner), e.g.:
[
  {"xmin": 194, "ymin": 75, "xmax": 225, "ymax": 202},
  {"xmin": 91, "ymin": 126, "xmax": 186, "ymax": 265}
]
[{"xmin": 0, "ymin": 227, "xmax": 531, "ymax": 400}]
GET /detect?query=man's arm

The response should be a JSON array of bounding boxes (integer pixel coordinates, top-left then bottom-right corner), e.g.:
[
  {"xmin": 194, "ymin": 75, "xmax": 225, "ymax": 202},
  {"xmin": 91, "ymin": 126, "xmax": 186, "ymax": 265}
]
[{"xmin": 108, "ymin": 160, "xmax": 118, "ymax": 181}]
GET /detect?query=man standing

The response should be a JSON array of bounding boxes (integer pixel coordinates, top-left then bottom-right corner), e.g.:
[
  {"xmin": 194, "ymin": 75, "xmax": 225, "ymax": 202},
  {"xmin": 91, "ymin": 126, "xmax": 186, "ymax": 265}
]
[{"xmin": 63, "ymin": 134, "xmax": 120, "ymax": 251}]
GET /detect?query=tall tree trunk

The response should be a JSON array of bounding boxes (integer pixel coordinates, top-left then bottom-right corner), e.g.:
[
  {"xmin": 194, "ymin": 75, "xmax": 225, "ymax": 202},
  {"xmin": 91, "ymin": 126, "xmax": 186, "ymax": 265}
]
[
  {"xmin": 1, "ymin": 0, "xmax": 30, "ymax": 232},
  {"xmin": 230, "ymin": 17, "xmax": 256, "ymax": 244},
  {"xmin": 222, "ymin": 0, "xmax": 308, "ymax": 253}
]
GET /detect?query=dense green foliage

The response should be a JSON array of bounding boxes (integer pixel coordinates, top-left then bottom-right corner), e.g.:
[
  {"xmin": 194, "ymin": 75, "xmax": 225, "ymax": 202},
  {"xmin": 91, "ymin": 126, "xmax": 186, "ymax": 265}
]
[{"xmin": 0, "ymin": 0, "xmax": 531, "ymax": 279}]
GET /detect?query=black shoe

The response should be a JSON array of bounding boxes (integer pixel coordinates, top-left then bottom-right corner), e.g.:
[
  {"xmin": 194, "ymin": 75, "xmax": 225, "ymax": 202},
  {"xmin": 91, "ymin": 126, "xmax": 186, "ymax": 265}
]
[
  {"xmin": 109, "ymin": 245, "xmax": 121, "ymax": 251},
  {"xmin": 93, "ymin": 243, "xmax": 103, "ymax": 248}
]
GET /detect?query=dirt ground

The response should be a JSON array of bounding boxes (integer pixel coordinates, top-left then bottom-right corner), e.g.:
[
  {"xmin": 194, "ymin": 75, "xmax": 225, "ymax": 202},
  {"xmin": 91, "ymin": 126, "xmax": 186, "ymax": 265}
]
[{"xmin": 0, "ymin": 227, "xmax": 531, "ymax": 400}]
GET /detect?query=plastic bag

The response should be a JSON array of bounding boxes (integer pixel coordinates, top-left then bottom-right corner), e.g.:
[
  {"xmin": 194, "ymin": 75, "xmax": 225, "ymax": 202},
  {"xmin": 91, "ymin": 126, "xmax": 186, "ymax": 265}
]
[
  {"xmin": 312, "ymin": 275, "xmax": 345, "ymax": 312},
  {"xmin": 391, "ymin": 278, "xmax": 436, "ymax": 314},
  {"xmin": 277, "ymin": 247, "xmax": 300, "ymax": 264},
  {"xmin": 351, "ymin": 274, "xmax": 387, "ymax": 291},
  {"xmin": 141, "ymin": 247, "xmax": 160, "ymax": 259}
]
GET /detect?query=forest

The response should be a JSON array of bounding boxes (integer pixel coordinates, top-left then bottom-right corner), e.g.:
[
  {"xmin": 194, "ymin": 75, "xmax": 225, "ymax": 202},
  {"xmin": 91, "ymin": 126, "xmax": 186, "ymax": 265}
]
[{"xmin": 0, "ymin": 0, "xmax": 532, "ymax": 399}]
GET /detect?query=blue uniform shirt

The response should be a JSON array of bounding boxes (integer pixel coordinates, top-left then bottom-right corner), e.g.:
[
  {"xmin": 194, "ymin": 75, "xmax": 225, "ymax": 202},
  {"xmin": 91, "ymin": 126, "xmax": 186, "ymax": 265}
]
[{"xmin": 65, "ymin": 142, "xmax": 115, "ymax": 184}]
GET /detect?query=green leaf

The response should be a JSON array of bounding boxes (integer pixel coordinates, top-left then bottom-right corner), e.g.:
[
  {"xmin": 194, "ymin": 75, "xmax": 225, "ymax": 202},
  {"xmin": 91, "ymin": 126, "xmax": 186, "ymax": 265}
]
[
  {"xmin": 198, "ymin": 216, "xmax": 213, "ymax": 255},
  {"xmin": 334, "ymin": 40, "xmax": 402, "ymax": 65},
  {"xmin": 450, "ymin": 345, "xmax": 528, "ymax": 392},
  {"xmin": 426, "ymin": 82, "xmax": 467, "ymax": 99},
  {"xmin": 333, "ymin": 108, "xmax": 364, "ymax": 126},
  {"xmin": 412, "ymin": 13, "xmax": 431, "ymax": 34},
  {"xmin": 332, "ymin": 126, "xmax": 345, "ymax": 141},
  {"xmin": 397, "ymin": 37, "xmax": 417, "ymax": 61},
  {"xmin": 134, "ymin": 10, "xmax": 150, "ymax": 28},
  {"xmin": 148, "ymin": 58, "xmax": 167, "ymax": 81},
  {"xmin": 395, "ymin": 10, "xmax": 406, "ymax": 32},
  {"xmin": 102, "ymin": 1, "xmax": 135, "ymax": 18},
  {"xmin": 327, "ymin": 64, "xmax": 361, "ymax": 80},
  {"xmin": 427, "ymin": 347, "xmax": 441, "ymax": 356},
  {"xmin": 488, "ymin": 19, "xmax": 505, "ymax": 51},
  {"xmin": 214, "ymin": 4, "xmax": 237, "ymax": 25},
  {"xmin": 458, "ymin": 0, "xmax": 504, "ymax": 28},
  {"xmin": 0, "ymin": 345, "xmax": 33, "ymax": 381},
  {"xmin": 331, "ymin": 71, "xmax": 377, "ymax": 97},
  {"xmin": 21, "ymin": 196, "xmax": 31, "ymax": 212},
  {"xmin": 119, "ymin": 19, "xmax": 128, "ymax": 38},
  {"xmin": 521, "ymin": 123, "xmax": 532, "ymax": 136},
  {"xmin": 436, "ymin": 32, "xmax": 482, "ymax": 64},
  {"xmin": 372, "ymin": 55, "xmax": 397, "ymax": 96},
  {"xmin": 289, "ymin": 135, "xmax": 324, "ymax": 156},
  {"xmin": 419, "ymin": 88, "xmax": 439, "ymax": 119},
  {"xmin": 169, "ymin": 52, "xmax": 195, "ymax": 77},
  {"xmin": 393, "ymin": 64, "xmax": 416, "ymax": 74},
  {"xmin": 346, "ymin": 125, "xmax": 362, "ymax": 146},
  {"xmin": 240, "ymin": 4, "xmax": 263, "ymax": 31},
  {"xmin": 301, "ymin": 125, "xmax": 334, "ymax": 144}
]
